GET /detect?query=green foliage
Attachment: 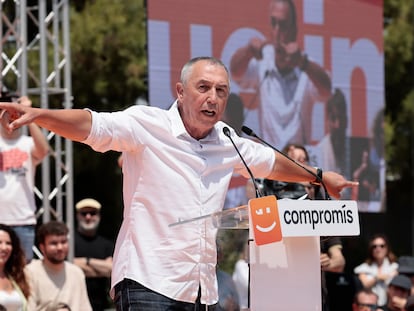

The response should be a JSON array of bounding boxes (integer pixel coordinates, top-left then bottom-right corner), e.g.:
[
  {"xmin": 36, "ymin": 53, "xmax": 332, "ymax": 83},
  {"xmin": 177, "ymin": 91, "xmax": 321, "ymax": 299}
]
[
  {"xmin": 386, "ymin": 90, "xmax": 414, "ymax": 181},
  {"xmin": 384, "ymin": 0, "xmax": 414, "ymax": 186},
  {"xmin": 70, "ymin": 0, "xmax": 147, "ymax": 111},
  {"xmin": 384, "ymin": 0, "xmax": 414, "ymax": 101}
]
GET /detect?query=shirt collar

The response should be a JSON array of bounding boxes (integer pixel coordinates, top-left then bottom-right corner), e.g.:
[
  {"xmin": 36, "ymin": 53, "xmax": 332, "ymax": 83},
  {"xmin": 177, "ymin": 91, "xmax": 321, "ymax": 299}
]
[
  {"xmin": 168, "ymin": 100, "xmax": 220, "ymax": 143},
  {"xmin": 169, "ymin": 101, "xmax": 188, "ymax": 138}
]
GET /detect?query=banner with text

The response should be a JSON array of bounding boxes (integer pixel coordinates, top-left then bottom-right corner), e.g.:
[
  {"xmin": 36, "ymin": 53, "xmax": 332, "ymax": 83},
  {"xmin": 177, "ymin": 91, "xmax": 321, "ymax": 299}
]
[{"xmin": 147, "ymin": 0, "xmax": 385, "ymax": 212}]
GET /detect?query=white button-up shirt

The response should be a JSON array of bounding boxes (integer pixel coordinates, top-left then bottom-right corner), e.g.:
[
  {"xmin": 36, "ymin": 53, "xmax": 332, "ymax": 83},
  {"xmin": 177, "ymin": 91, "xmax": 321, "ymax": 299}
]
[{"xmin": 83, "ymin": 102, "xmax": 275, "ymax": 305}]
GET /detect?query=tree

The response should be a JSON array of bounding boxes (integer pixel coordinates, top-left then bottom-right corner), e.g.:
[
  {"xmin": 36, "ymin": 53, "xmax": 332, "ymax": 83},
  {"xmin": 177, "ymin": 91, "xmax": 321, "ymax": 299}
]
[{"xmin": 384, "ymin": 0, "xmax": 414, "ymax": 180}]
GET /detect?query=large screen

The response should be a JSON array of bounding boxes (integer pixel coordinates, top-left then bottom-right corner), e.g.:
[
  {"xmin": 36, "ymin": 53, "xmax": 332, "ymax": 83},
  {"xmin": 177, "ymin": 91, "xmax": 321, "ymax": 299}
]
[{"xmin": 147, "ymin": 0, "xmax": 385, "ymax": 212}]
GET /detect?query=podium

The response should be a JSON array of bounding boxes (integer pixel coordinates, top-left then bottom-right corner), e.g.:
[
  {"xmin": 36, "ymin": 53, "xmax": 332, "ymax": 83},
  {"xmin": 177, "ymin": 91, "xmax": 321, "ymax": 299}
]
[{"xmin": 170, "ymin": 196, "xmax": 360, "ymax": 311}]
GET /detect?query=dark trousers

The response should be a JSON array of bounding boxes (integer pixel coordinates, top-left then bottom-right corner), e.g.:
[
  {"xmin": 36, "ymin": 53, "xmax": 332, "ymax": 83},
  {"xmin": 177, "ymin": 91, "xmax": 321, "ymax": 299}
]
[{"xmin": 114, "ymin": 278, "xmax": 217, "ymax": 311}]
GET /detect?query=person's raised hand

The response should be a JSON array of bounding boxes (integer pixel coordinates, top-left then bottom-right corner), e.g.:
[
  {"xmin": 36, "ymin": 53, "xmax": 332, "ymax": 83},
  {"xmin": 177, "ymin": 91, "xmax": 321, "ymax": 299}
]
[{"xmin": 248, "ymin": 37, "xmax": 267, "ymax": 60}]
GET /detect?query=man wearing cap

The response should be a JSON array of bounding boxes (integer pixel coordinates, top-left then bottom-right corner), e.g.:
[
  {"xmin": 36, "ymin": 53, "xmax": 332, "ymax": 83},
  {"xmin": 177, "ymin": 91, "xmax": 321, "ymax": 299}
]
[
  {"xmin": 381, "ymin": 274, "xmax": 412, "ymax": 311},
  {"xmin": 73, "ymin": 198, "xmax": 114, "ymax": 311}
]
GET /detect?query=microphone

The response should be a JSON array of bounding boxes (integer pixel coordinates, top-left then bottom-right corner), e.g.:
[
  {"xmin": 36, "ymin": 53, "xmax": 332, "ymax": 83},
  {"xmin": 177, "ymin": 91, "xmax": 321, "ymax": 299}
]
[
  {"xmin": 241, "ymin": 125, "xmax": 331, "ymax": 200},
  {"xmin": 223, "ymin": 126, "xmax": 263, "ymax": 198}
]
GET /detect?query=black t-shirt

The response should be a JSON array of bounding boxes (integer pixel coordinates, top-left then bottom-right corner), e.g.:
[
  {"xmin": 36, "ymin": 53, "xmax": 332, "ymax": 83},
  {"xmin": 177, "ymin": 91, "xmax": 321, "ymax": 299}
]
[{"xmin": 75, "ymin": 231, "xmax": 114, "ymax": 311}]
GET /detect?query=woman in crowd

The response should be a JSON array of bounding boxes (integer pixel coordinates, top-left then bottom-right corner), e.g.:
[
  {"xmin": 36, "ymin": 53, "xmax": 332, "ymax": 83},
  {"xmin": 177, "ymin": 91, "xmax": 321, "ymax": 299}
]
[
  {"xmin": 354, "ymin": 233, "xmax": 399, "ymax": 307},
  {"xmin": 0, "ymin": 224, "xmax": 30, "ymax": 310}
]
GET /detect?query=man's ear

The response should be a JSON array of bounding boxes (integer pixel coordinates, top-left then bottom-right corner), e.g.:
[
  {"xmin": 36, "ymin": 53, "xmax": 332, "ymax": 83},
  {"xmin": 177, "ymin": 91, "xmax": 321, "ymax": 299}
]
[
  {"xmin": 39, "ymin": 243, "xmax": 45, "ymax": 255},
  {"xmin": 176, "ymin": 82, "xmax": 184, "ymax": 99}
]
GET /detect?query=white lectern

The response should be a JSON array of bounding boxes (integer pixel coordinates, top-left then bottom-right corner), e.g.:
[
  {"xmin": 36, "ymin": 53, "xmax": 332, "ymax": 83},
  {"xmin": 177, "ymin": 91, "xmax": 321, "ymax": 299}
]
[{"xmin": 170, "ymin": 196, "xmax": 360, "ymax": 311}]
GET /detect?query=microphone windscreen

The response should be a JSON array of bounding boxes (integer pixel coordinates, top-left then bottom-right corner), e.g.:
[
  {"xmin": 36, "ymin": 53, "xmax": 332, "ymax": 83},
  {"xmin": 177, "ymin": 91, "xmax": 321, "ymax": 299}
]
[
  {"xmin": 241, "ymin": 126, "xmax": 254, "ymax": 136},
  {"xmin": 223, "ymin": 126, "xmax": 231, "ymax": 137}
]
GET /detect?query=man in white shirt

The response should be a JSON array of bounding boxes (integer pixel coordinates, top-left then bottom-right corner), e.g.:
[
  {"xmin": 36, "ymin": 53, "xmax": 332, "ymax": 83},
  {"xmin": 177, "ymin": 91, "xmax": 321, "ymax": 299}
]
[{"xmin": 0, "ymin": 56, "xmax": 357, "ymax": 310}]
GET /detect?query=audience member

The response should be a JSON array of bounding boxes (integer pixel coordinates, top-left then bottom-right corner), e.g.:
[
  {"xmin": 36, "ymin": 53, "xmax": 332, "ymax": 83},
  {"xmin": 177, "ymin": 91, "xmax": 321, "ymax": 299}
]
[
  {"xmin": 73, "ymin": 198, "xmax": 114, "ymax": 311},
  {"xmin": 354, "ymin": 233, "xmax": 399, "ymax": 306},
  {"xmin": 0, "ymin": 224, "xmax": 30, "ymax": 310},
  {"xmin": 0, "ymin": 93, "xmax": 49, "ymax": 261},
  {"xmin": 230, "ymin": 0, "xmax": 332, "ymax": 150},
  {"xmin": 352, "ymin": 288, "xmax": 380, "ymax": 311},
  {"xmin": 0, "ymin": 56, "xmax": 356, "ymax": 310},
  {"xmin": 25, "ymin": 221, "xmax": 92, "ymax": 311},
  {"xmin": 382, "ymin": 274, "xmax": 411, "ymax": 310},
  {"xmin": 321, "ymin": 235, "xmax": 347, "ymax": 311},
  {"xmin": 398, "ymin": 256, "xmax": 414, "ymax": 295},
  {"xmin": 252, "ymin": 143, "xmax": 314, "ymax": 200}
]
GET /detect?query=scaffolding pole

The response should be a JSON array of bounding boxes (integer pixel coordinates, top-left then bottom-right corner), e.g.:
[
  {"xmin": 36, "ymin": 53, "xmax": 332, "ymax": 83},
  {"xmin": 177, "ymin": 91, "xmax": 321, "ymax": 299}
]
[{"xmin": 1, "ymin": 0, "xmax": 74, "ymax": 259}]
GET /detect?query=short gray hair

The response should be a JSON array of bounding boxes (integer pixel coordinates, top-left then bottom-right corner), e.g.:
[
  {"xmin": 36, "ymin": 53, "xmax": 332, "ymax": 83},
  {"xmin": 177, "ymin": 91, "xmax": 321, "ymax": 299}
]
[{"xmin": 180, "ymin": 56, "xmax": 230, "ymax": 86}]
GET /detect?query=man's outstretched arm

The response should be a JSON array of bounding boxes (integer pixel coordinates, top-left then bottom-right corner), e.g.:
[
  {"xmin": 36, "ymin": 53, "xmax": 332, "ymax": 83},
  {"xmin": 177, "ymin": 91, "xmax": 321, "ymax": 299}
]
[
  {"xmin": 0, "ymin": 102, "xmax": 92, "ymax": 142},
  {"xmin": 266, "ymin": 151, "xmax": 358, "ymax": 199}
]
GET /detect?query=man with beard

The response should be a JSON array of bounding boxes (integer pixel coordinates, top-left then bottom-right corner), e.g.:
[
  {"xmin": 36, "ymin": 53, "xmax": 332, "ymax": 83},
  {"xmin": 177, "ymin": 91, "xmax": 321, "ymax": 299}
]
[
  {"xmin": 73, "ymin": 198, "xmax": 114, "ymax": 311},
  {"xmin": 25, "ymin": 221, "xmax": 92, "ymax": 311}
]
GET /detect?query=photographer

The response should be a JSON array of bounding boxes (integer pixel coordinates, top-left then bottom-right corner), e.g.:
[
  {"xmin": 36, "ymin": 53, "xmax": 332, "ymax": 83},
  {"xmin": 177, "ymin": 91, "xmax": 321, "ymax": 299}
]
[{"xmin": 0, "ymin": 91, "xmax": 49, "ymax": 262}]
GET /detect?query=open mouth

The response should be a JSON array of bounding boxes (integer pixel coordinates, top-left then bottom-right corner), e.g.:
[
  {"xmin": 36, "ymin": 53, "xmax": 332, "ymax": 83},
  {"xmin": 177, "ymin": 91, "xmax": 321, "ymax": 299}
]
[{"xmin": 202, "ymin": 110, "xmax": 216, "ymax": 117}]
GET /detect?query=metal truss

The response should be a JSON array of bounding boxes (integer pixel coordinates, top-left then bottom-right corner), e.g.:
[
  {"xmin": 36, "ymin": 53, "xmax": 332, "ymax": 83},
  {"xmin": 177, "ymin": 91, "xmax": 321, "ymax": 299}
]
[{"xmin": 1, "ymin": 0, "xmax": 74, "ymax": 258}]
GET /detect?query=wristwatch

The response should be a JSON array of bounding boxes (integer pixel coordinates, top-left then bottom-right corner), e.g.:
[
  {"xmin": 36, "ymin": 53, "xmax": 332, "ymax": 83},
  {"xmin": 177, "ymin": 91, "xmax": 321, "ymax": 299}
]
[{"xmin": 310, "ymin": 167, "xmax": 323, "ymax": 186}]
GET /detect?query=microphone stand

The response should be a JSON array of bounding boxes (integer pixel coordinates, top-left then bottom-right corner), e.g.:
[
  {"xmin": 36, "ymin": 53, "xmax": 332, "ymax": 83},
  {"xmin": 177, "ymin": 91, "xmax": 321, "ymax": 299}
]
[{"xmin": 223, "ymin": 126, "xmax": 260, "ymax": 310}]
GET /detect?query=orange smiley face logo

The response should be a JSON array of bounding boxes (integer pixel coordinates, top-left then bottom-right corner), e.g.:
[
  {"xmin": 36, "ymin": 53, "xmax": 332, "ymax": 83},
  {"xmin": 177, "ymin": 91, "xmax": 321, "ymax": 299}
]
[{"xmin": 249, "ymin": 196, "xmax": 282, "ymax": 245}]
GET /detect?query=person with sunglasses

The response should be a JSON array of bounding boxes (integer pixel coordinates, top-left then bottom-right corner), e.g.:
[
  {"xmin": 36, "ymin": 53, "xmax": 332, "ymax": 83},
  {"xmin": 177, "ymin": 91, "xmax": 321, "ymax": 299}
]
[
  {"xmin": 352, "ymin": 288, "xmax": 381, "ymax": 311},
  {"xmin": 382, "ymin": 275, "xmax": 412, "ymax": 311},
  {"xmin": 73, "ymin": 198, "xmax": 114, "ymax": 311},
  {"xmin": 229, "ymin": 0, "xmax": 332, "ymax": 151},
  {"xmin": 354, "ymin": 234, "xmax": 399, "ymax": 307}
]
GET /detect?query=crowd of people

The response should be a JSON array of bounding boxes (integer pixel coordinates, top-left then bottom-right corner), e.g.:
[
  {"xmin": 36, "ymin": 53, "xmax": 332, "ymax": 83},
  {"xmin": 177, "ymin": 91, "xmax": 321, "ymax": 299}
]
[{"xmin": 0, "ymin": 202, "xmax": 113, "ymax": 311}]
